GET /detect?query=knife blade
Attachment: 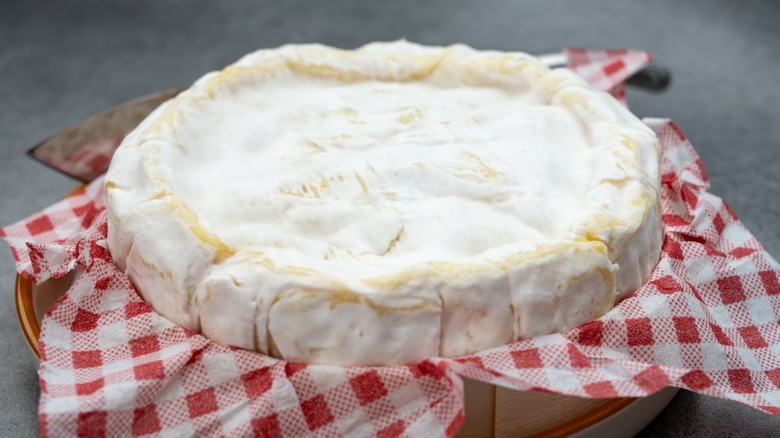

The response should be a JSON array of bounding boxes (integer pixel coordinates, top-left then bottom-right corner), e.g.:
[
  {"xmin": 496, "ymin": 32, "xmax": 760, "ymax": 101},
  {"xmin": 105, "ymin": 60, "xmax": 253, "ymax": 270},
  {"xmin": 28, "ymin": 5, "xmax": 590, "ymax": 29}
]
[{"xmin": 27, "ymin": 87, "xmax": 185, "ymax": 182}]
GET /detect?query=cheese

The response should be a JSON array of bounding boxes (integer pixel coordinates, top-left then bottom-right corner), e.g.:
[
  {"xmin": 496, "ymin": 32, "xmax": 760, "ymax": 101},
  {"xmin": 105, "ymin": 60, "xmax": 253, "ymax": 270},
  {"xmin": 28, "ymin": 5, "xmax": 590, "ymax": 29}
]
[{"xmin": 105, "ymin": 41, "xmax": 662, "ymax": 365}]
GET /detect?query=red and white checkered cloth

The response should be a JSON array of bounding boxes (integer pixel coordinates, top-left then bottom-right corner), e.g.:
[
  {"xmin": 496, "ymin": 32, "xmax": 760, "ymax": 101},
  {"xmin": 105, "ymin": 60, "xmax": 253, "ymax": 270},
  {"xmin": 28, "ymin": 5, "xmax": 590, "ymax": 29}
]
[
  {"xmin": 565, "ymin": 48, "xmax": 652, "ymax": 104},
  {"xmin": 5, "ymin": 50, "xmax": 780, "ymax": 437}
]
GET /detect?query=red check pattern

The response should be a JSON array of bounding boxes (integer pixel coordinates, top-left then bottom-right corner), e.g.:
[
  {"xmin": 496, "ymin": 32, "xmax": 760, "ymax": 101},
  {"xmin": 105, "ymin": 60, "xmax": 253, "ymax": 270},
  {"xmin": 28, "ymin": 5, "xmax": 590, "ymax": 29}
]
[
  {"xmin": 565, "ymin": 48, "xmax": 653, "ymax": 104},
  {"xmin": 5, "ymin": 50, "xmax": 780, "ymax": 437}
]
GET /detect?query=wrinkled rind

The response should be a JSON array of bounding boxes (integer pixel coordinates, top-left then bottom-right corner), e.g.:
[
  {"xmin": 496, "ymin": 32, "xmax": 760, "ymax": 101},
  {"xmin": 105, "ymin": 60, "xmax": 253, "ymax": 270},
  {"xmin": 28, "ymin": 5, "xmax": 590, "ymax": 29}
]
[
  {"xmin": 551, "ymin": 84, "xmax": 662, "ymax": 298},
  {"xmin": 268, "ymin": 286, "xmax": 442, "ymax": 366},
  {"xmin": 613, "ymin": 199, "xmax": 663, "ymax": 298},
  {"xmin": 196, "ymin": 266, "xmax": 261, "ymax": 352},
  {"xmin": 435, "ymin": 265, "xmax": 513, "ymax": 357},
  {"xmin": 105, "ymin": 41, "xmax": 662, "ymax": 365},
  {"xmin": 121, "ymin": 199, "xmax": 214, "ymax": 332},
  {"xmin": 508, "ymin": 241, "xmax": 616, "ymax": 338}
]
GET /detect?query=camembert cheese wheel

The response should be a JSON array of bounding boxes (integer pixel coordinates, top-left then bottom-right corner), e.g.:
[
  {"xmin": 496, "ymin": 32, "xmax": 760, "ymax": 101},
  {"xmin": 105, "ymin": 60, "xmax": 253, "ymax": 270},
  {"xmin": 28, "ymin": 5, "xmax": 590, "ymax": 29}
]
[{"xmin": 105, "ymin": 41, "xmax": 662, "ymax": 366}]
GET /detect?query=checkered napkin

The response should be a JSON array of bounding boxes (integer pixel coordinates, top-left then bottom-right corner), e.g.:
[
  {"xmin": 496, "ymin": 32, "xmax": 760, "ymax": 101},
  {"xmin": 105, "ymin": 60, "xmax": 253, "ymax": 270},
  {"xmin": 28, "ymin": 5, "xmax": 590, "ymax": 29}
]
[
  {"xmin": 565, "ymin": 48, "xmax": 652, "ymax": 104},
  {"xmin": 5, "ymin": 50, "xmax": 780, "ymax": 437}
]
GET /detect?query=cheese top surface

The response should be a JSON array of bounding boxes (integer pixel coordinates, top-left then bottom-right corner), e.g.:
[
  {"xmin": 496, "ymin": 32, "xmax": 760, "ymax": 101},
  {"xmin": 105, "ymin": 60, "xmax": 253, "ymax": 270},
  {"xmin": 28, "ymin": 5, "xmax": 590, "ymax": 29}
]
[
  {"xmin": 105, "ymin": 41, "xmax": 663, "ymax": 365},
  {"xmin": 170, "ymin": 72, "xmax": 595, "ymax": 275}
]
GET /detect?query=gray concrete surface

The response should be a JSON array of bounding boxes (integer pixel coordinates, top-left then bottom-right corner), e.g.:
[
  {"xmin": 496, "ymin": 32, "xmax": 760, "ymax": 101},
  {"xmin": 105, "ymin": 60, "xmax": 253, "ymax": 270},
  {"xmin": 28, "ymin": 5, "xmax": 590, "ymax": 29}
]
[{"xmin": 1, "ymin": 0, "xmax": 779, "ymax": 436}]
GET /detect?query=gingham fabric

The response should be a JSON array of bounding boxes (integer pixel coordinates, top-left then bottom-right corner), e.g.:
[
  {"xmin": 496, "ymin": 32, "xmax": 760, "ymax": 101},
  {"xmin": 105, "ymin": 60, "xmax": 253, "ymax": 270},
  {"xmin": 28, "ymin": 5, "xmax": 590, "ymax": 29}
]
[
  {"xmin": 565, "ymin": 48, "xmax": 652, "ymax": 104},
  {"xmin": 4, "ymin": 50, "xmax": 780, "ymax": 437}
]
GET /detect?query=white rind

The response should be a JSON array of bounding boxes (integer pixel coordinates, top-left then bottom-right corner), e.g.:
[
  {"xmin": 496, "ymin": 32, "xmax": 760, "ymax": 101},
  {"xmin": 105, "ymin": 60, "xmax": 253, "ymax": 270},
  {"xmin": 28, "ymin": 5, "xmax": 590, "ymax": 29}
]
[
  {"xmin": 105, "ymin": 41, "xmax": 662, "ymax": 365},
  {"xmin": 436, "ymin": 265, "xmax": 514, "ymax": 358},
  {"xmin": 508, "ymin": 242, "xmax": 616, "ymax": 338},
  {"xmin": 269, "ymin": 285, "xmax": 442, "ymax": 366}
]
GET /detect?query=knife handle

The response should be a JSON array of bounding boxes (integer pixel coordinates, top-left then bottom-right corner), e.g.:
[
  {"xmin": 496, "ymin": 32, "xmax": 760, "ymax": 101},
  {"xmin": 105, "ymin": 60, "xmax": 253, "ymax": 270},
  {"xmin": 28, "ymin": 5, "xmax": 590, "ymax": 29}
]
[{"xmin": 626, "ymin": 64, "xmax": 672, "ymax": 92}]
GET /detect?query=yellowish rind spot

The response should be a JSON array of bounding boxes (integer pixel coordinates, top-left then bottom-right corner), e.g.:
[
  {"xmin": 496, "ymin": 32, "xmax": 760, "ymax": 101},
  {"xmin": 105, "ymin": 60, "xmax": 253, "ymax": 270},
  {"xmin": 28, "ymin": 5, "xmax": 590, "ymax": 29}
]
[
  {"xmin": 560, "ymin": 92, "xmax": 591, "ymax": 111},
  {"xmin": 398, "ymin": 107, "xmax": 424, "ymax": 124},
  {"xmin": 463, "ymin": 151, "xmax": 502, "ymax": 179},
  {"xmin": 153, "ymin": 191, "xmax": 235, "ymax": 260},
  {"xmin": 362, "ymin": 240, "xmax": 608, "ymax": 290},
  {"xmin": 354, "ymin": 172, "xmax": 368, "ymax": 194}
]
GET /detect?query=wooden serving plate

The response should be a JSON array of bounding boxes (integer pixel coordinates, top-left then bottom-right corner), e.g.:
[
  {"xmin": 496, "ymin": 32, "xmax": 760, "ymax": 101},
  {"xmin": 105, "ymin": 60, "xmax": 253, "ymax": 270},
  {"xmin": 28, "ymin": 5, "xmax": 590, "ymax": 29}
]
[{"xmin": 16, "ymin": 273, "xmax": 677, "ymax": 437}]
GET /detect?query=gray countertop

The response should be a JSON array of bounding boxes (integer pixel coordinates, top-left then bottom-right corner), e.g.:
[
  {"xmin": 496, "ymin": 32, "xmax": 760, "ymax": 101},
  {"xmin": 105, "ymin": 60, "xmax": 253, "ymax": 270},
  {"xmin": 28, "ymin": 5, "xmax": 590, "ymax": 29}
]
[{"xmin": 2, "ymin": 0, "xmax": 779, "ymax": 436}]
